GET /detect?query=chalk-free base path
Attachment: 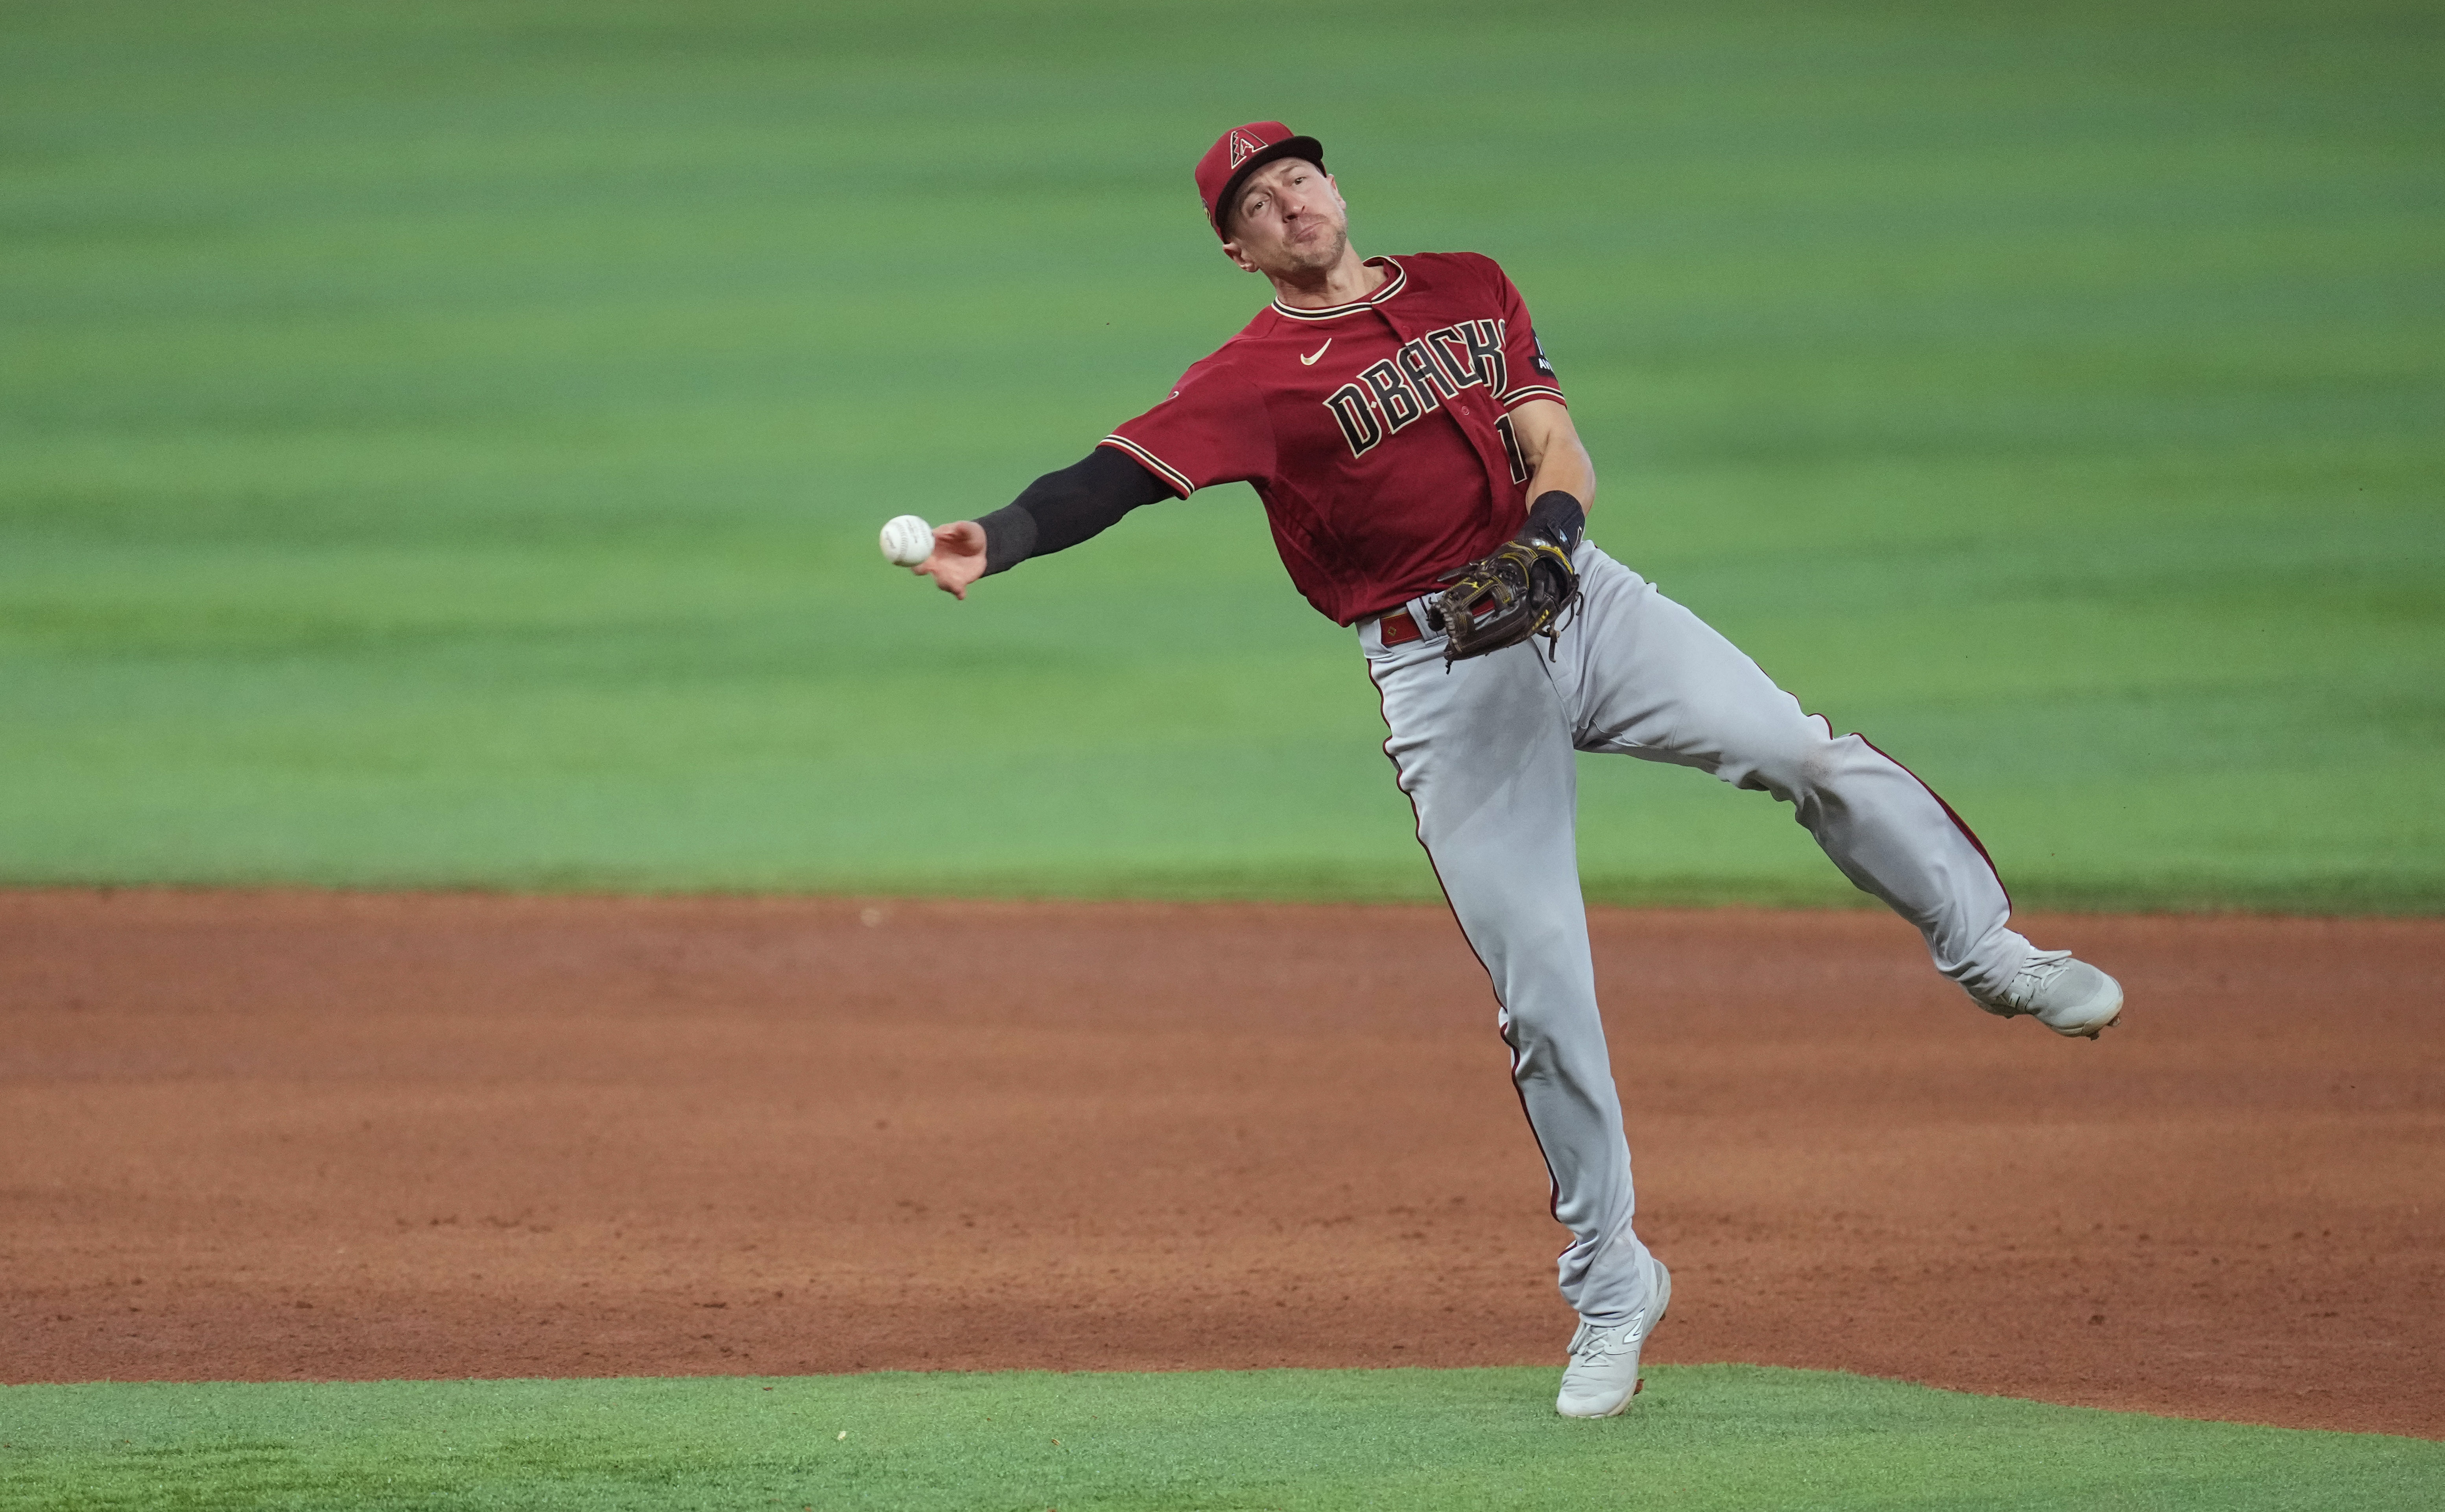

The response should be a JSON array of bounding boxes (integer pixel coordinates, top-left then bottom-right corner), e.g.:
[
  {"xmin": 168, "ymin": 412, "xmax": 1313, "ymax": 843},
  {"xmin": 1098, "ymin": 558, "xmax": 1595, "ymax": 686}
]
[{"xmin": 2, "ymin": 892, "xmax": 2437, "ymax": 1438}]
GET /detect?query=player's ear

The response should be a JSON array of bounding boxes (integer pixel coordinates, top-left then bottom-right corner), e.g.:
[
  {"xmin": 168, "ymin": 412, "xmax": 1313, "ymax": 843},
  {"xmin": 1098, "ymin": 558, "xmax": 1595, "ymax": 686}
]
[{"xmin": 1219, "ymin": 239, "xmax": 1258, "ymax": 273}]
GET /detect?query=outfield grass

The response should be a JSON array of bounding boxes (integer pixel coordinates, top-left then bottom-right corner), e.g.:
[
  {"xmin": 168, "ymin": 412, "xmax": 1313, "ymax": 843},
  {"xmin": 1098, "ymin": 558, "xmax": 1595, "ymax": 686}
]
[
  {"xmin": 3, "ymin": 0, "xmax": 2439, "ymax": 910},
  {"xmin": 5, "ymin": 1365, "xmax": 2439, "ymax": 1511}
]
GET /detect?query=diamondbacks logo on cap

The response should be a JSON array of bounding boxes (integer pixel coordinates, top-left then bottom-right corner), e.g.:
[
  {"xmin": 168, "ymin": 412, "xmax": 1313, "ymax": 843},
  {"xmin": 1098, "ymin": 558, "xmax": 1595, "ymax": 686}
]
[{"xmin": 1226, "ymin": 128, "xmax": 1270, "ymax": 168}]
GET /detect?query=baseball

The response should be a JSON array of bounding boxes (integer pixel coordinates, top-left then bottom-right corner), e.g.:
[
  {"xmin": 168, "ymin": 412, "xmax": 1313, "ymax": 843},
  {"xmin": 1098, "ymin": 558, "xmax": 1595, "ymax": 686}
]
[{"xmin": 879, "ymin": 514, "xmax": 934, "ymax": 568}]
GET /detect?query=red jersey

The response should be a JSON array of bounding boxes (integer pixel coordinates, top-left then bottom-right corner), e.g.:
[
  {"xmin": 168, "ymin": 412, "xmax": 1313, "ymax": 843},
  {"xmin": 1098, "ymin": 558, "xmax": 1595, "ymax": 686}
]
[{"xmin": 1100, "ymin": 252, "xmax": 1567, "ymax": 625}]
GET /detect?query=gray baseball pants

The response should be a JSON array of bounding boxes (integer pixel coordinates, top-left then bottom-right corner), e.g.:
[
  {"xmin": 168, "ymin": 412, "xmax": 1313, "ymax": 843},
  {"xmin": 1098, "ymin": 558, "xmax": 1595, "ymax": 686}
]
[{"xmin": 1359, "ymin": 542, "xmax": 2032, "ymax": 1326}]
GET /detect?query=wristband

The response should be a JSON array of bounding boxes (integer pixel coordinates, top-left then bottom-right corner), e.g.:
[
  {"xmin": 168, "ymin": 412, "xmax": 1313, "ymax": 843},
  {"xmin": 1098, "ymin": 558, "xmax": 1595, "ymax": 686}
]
[{"xmin": 1522, "ymin": 490, "xmax": 1586, "ymax": 554}]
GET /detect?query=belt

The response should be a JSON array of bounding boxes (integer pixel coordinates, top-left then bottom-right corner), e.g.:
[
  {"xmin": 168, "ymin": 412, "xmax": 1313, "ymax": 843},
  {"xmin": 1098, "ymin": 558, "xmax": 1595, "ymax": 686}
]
[{"xmin": 1376, "ymin": 606, "xmax": 1425, "ymax": 646}]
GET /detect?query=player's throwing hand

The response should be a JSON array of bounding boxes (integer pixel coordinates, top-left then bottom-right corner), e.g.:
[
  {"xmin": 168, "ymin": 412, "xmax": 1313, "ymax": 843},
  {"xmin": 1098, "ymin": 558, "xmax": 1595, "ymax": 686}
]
[{"xmin": 912, "ymin": 521, "xmax": 989, "ymax": 599}]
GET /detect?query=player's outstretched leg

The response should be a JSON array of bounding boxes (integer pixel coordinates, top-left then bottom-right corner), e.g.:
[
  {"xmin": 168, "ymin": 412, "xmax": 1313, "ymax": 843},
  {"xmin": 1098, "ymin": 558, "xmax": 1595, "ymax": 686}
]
[
  {"xmin": 1557, "ymin": 546, "xmax": 2122, "ymax": 1037},
  {"xmin": 1361, "ymin": 613, "xmax": 1668, "ymax": 1415}
]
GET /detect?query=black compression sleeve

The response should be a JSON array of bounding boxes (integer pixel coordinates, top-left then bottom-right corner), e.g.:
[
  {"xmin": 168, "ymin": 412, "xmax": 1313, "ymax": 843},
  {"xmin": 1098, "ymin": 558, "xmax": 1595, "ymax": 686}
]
[
  {"xmin": 1521, "ymin": 490, "xmax": 1586, "ymax": 554},
  {"xmin": 975, "ymin": 447, "xmax": 1172, "ymax": 575}
]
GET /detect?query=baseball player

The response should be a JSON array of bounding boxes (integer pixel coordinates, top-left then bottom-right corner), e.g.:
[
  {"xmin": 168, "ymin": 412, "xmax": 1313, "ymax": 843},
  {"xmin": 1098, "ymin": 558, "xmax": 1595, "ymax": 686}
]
[{"xmin": 910, "ymin": 122, "xmax": 2124, "ymax": 1418}]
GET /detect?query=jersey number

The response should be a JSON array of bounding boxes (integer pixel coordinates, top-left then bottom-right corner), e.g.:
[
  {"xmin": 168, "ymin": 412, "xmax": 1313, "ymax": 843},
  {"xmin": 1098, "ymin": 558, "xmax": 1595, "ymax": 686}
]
[{"xmin": 1495, "ymin": 413, "xmax": 1531, "ymax": 484}]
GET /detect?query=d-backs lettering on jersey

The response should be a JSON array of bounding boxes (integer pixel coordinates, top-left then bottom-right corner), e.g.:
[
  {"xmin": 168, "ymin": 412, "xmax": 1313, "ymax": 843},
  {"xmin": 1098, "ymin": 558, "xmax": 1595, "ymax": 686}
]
[
  {"xmin": 1101, "ymin": 253, "xmax": 1566, "ymax": 625},
  {"xmin": 1324, "ymin": 317, "xmax": 1510, "ymax": 458}
]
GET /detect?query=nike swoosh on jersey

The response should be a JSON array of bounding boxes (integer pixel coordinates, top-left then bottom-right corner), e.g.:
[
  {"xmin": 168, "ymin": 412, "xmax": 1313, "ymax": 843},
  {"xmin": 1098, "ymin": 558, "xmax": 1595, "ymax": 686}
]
[{"xmin": 1299, "ymin": 339, "xmax": 1332, "ymax": 366}]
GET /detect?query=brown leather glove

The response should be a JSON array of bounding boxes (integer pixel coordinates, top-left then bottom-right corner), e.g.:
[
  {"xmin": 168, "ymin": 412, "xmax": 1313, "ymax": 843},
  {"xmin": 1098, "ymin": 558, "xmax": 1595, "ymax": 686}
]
[{"xmin": 1427, "ymin": 534, "xmax": 1579, "ymax": 663}]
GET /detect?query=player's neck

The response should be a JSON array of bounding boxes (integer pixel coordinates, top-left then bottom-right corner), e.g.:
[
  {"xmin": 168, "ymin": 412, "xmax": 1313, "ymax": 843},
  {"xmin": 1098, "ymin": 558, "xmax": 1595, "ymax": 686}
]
[{"xmin": 1267, "ymin": 247, "xmax": 1383, "ymax": 310}]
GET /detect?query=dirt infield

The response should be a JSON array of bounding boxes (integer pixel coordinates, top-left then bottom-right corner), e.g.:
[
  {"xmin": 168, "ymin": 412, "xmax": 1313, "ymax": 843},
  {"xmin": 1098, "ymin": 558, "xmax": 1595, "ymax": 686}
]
[{"xmin": 2, "ymin": 891, "xmax": 2437, "ymax": 1437}]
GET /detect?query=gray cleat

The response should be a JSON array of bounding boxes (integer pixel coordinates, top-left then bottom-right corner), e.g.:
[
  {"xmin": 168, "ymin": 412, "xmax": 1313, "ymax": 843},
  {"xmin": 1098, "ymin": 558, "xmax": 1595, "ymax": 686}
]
[
  {"xmin": 1556, "ymin": 1260, "xmax": 1672, "ymax": 1418},
  {"xmin": 1970, "ymin": 948, "xmax": 2124, "ymax": 1038}
]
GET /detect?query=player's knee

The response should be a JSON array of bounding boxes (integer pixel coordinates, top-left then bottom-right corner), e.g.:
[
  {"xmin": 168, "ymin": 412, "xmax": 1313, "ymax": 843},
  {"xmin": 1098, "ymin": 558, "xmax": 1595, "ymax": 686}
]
[
  {"xmin": 1729, "ymin": 715, "xmax": 1837, "ymax": 802},
  {"xmin": 1794, "ymin": 736, "xmax": 1846, "ymax": 796},
  {"xmin": 1503, "ymin": 995, "xmax": 1600, "ymax": 1051},
  {"xmin": 1480, "ymin": 926, "xmax": 1593, "ymax": 1037}
]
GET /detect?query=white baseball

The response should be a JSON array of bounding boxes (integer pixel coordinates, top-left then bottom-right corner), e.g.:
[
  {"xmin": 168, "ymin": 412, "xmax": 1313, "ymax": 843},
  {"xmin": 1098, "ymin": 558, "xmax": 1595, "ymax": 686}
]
[{"xmin": 879, "ymin": 514, "xmax": 934, "ymax": 568}]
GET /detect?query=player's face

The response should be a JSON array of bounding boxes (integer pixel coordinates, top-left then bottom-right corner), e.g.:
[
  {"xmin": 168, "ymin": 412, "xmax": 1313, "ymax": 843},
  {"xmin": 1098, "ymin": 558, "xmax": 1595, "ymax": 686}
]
[{"xmin": 1222, "ymin": 159, "xmax": 1348, "ymax": 278}]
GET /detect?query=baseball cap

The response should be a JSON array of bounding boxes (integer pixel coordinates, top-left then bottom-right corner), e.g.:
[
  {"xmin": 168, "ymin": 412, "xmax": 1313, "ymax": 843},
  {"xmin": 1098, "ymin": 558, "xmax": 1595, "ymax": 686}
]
[{"xmin": 1195, "ymin": 121, "xmax": 1326, "ymax": 239}]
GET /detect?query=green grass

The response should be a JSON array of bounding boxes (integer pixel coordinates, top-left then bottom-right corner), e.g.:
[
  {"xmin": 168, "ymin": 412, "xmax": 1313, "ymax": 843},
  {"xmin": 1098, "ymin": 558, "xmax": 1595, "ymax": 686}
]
[
  {"xmin": 2, "ymin": 0, "xmax": 2440, "ymax": 910},
  {"xmin": 4, "ymin": 1366, "xmax": 2439, "ymax": 1511}
]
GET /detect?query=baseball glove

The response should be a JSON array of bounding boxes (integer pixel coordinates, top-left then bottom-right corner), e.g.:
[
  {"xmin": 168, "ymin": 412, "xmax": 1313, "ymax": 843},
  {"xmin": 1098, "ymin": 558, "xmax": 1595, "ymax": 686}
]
[{"xmin": 1427, "ymin": 535, "xmax": 1580, "ymax": 663}]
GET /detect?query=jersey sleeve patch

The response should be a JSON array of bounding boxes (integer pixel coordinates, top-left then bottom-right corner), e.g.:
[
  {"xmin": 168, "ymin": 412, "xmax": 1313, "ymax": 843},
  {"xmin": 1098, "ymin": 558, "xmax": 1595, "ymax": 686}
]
[{"xmin": 1490, "ymin": 264, "xmax": 1565, "ymax": 410}]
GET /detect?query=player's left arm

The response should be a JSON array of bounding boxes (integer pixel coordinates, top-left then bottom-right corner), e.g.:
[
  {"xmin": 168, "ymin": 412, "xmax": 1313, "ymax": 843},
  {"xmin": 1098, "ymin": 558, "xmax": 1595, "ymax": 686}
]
[
  {"xmin": 1431, "ymin": 396, "xmax": 1595, "ymax": 659},
  {"xmin": 1505, "ymin": 398, "xmax": 1595, "ymax": 522}
]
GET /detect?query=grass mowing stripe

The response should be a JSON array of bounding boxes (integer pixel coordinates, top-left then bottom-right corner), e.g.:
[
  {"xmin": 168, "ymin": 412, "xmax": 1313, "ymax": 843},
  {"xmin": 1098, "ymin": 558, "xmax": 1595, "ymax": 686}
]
[{"xmin": 3, "ymin": 1365, "xmax": 2438, "ymax": 1511}]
